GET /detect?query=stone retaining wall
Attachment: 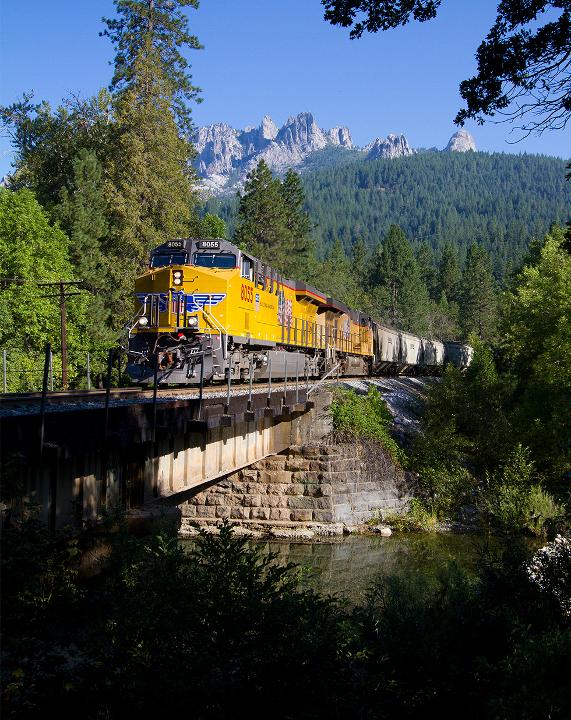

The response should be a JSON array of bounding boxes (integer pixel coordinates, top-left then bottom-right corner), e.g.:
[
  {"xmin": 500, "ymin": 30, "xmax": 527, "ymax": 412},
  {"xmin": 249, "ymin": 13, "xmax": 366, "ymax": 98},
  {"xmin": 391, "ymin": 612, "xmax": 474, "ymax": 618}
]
[{"xmin": 180, "ymin": 441, "xmax": 412, "ymax": 536}]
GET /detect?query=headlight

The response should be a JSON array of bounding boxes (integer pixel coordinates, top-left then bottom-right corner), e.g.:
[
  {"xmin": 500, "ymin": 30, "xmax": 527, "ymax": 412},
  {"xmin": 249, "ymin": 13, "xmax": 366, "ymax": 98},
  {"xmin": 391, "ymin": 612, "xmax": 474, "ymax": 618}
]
[
  {"xmin": 138, "ymin": 316, "xmax": 149, "ymax": 326},
  {"xmin": 187, "ymin": 316, "xmax": 198, "ymax": 328},
  {"xmin": 173, "ymin": 270, "xmax": 183, "ymax": 286}
]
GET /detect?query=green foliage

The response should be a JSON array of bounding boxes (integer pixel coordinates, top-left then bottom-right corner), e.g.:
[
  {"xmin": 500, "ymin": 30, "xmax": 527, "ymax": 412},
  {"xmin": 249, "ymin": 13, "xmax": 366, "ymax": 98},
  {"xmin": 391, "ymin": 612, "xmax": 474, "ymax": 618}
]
[
  {"xmin": 1, "ymin": 520, "xmax": 349, "ymax": 719},
  {"xmin": 0, "ymin": 90, "xmax": 114, "ymax": 211},
  {"xmin": 502, "ymin": 227, "xmax": 571, "ymax": 474},
  {"xmin": 101, "ymin": 0, "xmax": 202, "ymax": 135},
  {"xmin": 234, "ymin": 160, "xmax": 290, "ymax": 272},
  {"xmin": 330, "ymin": 386, "xmax": 406, "ymax": 465},
  {"xmin": 1, "ymin": 2, "xmax": 203, "ymax": 338},
  {"xmin": 437, "ymin": 243, "xmax": 461, "ymax": 302},
  {"xmin": 0, "ymin": 189, "xmax": 94, "ymax": 390},
  {"xmin": 480, "ymin": 445, "xmax": 566, "ymax": 537},
  {"xmin": 299, "ymin": 151, "xmax": 570, "ymax": 281},
  {"xmin": 370, "ymin": 224, "xmax": 430, "ymax": 333},
  {"xmin": 196, "ymin": 212, "xmax": 227, "ymax": 239},
  {"xmin": 417, "ymin": 464, "xmax": 474, "ymax": 518},
  {"xmin": 233, "ymin": 161, "xmax": 317, "ymax": 281},
  {"xmin": 2, "ymin": 519, "xmax": 571, "ymax": 719},
  {"xmin": 459, "ymin": 242, "xmax": 497, "ymax": 340},
  {"xmin": 383, "ymin": 498, "xmax": 440, "ymax": 532}
]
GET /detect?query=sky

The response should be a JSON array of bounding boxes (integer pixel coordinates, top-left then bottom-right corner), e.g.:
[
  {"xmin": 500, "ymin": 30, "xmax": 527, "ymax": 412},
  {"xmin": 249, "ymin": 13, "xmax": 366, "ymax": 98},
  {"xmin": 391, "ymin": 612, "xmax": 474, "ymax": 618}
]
[{"xmin": 1, "ymin": 0, "xmax": 570, "ymax": 179}]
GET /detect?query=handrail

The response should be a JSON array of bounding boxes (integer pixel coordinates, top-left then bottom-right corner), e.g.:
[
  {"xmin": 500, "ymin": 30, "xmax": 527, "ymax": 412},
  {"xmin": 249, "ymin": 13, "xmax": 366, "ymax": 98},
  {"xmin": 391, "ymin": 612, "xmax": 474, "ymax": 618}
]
[
  {"xmin": 119, "ymin": 302, "xmax": 148, "ymax": 352},
  {"xmin": 307, "ymin": 362, "xmax": 341, "ymax": 395},
  {"xmin": 201, "ymin": 295, "xmax": 229, "ymax": 359}
]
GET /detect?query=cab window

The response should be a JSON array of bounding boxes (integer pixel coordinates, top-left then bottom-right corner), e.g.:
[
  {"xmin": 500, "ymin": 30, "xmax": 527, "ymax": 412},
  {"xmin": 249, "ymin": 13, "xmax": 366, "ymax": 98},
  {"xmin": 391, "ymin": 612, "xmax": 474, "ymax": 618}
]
[
  {"xmin": 241, "ymin": 255, "xmax": 254, "ymax": 280},
  {"xmin": 150, "ymin": 252, "xmax": 188, "ymax": 268},
  {"xmin": 193, "ymin": 252, "xmax": 236, "ymax": 269}
]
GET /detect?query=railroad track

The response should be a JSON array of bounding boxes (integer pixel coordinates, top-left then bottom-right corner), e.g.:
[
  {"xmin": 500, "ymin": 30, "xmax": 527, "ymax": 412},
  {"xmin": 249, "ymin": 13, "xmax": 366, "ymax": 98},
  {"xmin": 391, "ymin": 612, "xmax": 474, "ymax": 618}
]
[{"xmin": 0, "ymin": 379, "xmax": 319, "ymax": 415}]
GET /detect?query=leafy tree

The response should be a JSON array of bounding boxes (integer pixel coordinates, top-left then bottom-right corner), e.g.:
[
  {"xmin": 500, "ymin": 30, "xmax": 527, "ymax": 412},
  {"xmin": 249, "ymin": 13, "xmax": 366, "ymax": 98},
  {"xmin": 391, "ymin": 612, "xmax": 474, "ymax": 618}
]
[
  {"xmin": 101, "ymin": 0, "xmax": 202, "ymax": 136},
  {"xmin": 502, "ymin": 227, "xmax": 571, "ymax": 473},
  {"xmin": 322, "ymin": 1, "xmax": 571, "ymax": 135},
  {"xmin": 0, "ymin": 189, "xmax": 89, "ymax": 390},
  {"xmin": 0, "ymin": 91, "xmax": 114, "ymax": 211},
  {"xmin": 196, "ymin": 212, "xmax": 227, "ymax": 239},
  {"xmin": 459, "ymin": 243, "xmax": 497, "ymax": 340}
]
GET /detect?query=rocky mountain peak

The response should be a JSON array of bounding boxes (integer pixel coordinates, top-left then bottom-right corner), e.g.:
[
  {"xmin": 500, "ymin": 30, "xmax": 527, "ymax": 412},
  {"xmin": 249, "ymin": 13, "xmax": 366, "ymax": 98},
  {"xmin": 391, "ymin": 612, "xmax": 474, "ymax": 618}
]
[
  {"xmin": 193, "ymin": 113, "xmax": 443, "ymax": 195},
  {"xmin": 261, "ymin": 115, "xmax": 278, "ymax": 140},
  {"xmin": 445, "ymin": 129, "xmax": 476, "ymax": 152},
  {"xmin": 277, "ymin": 112, "xmax": 328, "ymax": 152},
  {"xmin": 364, "ymin": 134, "xmax": 414, "ymax": 160},
  {"xmin": 194, "ymin": 112, "xmax": 357, "ymax": 194}
]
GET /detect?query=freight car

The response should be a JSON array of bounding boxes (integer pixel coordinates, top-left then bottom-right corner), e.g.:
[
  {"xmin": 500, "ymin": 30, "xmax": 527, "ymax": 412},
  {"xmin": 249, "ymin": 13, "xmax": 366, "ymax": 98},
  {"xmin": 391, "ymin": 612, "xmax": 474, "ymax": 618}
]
[{"xmin": 126, "ymin": 237, "xmax": 472, "ymax": 385}]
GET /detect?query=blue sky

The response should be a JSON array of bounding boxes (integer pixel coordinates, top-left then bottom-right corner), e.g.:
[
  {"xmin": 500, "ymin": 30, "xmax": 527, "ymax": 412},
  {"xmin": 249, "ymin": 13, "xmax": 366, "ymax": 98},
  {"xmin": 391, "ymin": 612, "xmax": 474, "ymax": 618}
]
[{"xmin": 1, "ymin": 0, "xmax": 569, "ymax": 178}]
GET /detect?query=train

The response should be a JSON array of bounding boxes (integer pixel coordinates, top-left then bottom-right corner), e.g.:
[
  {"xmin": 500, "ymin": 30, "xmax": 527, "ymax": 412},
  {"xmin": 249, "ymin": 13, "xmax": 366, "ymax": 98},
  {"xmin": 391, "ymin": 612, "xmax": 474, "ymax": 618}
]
[{"xmin": 125, "ymin": 237, "xmax": 473, "ymax": 385}]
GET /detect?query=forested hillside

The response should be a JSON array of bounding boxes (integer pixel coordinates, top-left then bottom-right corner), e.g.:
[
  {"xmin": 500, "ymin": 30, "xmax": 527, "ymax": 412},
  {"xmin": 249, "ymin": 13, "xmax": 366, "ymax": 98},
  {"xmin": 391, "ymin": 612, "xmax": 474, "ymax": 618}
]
[{"xmin": 209, "ymin": 150, "xmax": 570, "ymax": 280}]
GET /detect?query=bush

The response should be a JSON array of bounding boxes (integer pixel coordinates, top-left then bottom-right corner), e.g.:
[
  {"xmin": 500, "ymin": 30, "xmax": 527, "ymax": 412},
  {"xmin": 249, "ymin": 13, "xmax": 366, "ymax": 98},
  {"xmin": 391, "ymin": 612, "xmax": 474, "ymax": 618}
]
[
  {"xmin": 330, "ymin": 385, "xmax": 406, "ymax": 465},
  {"xmin": 417, "ymin": 463, "xmax": 474, "ymax": 518},
  {"xmin": 480, "ymin": 445, "xmax": 565, "ymax": 536},
  {"xmin": 383, "ymin": 498, "xmax": 439, "ymax": 533}
]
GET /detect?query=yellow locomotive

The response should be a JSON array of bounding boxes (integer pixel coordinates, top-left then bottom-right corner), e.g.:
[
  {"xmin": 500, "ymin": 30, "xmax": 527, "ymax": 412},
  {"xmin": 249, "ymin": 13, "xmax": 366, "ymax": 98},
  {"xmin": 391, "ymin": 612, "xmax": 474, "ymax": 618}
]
[{"xmin": 126, "ymin": 237, "xmax": 471, "ymax": 384}]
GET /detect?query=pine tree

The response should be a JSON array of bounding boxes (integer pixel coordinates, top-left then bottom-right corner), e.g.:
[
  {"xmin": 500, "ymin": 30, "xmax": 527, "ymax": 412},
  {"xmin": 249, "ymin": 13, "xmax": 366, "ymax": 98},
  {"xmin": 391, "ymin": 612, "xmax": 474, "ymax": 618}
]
[
  {"xmin": 320, "ymin": 239, "xmax": 352, "ymax": 302},
  {"xmin": 102, "ymin": 0, "xmax": 202, "ymax": 136},
  {"xmin": 437, "ymin": 243, "xmax": 461, "ymax": 302},
  {"xmin": 102, "ymin": 1, "xmax": 201, "ymax": 316},
  {"xmin": 57, "ymin": 149, "xmax": 108, "ymax": 288},
  {"xmin": 372, "ymin": 225, "xmax": 413, "ymax": 326},
  {"xmin": 56, "ymin": 149, "xmax": 113, "ymax": 342},
  {"xmin": 107, "ymin": 65, "xmax": 196, "ymax": 275},
  {"xmin": 416, "ymin": 241, "xmax": 437, "ymax": 299},
  {"xmin": 280, "ymin": 169, "xmax": 314, "ymax": 279},
  {"xmin": 233, "ymin": 160, "xmax": 289, "ymax": 272},
  {"xmin": 459, "ymin": 242, "xmax": 497, "ymax": 340}
]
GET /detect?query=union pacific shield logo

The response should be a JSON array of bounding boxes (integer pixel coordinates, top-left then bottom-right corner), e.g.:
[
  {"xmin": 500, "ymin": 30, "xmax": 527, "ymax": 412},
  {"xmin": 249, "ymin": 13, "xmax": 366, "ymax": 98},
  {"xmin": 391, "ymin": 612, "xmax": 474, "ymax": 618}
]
[
  {"xmin": 185, "ymin": 294, "xmax": 226, "ymax": 312},
  {"xmin": 136, "ymin": 293, "xmax": 225, "ymax": 313}
]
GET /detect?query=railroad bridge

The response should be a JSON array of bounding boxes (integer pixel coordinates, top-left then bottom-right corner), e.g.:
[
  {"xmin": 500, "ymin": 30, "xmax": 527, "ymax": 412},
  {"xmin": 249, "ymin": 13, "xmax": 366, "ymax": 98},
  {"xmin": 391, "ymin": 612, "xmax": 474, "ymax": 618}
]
[{"xmin": 1, "ymin": 379, "xmax": 332, "ymax": 531}]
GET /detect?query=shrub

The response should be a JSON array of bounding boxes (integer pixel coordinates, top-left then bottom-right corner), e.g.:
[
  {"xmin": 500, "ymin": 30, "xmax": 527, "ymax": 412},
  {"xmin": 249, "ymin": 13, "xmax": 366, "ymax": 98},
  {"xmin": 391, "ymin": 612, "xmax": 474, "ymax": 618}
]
[
  {"xmin": 480, "ymin": 444, "xmax": 566, "ymax": 536},
  {"xmin": 330, "ymin": 385, "xmax": 406, "ymax": 465},
  {"xmin": 383, "ymin": 498, "xmax": 439, "ymax": 533},
  {"xmin": 417, "ymin": 463, "xmax": 474, "ymax": 518}
]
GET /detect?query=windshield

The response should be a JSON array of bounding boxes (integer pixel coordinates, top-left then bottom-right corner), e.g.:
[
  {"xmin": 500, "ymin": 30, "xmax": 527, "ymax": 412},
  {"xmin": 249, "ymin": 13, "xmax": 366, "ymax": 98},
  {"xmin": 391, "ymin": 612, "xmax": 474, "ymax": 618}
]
[
  {"xmin": 150, "ymin": 252, "xmax": 188, "ymax": 268},
  {"xmin": 194, "ymin": 252, "xmax": 236, "ymax": 269}
]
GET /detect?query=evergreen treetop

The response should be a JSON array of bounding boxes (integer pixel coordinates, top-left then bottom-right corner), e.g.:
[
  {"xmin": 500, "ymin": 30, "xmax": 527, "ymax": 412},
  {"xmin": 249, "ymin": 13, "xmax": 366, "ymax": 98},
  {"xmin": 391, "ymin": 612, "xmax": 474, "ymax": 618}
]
[{"xmin": 102, "ymin": 0, "xmax": 202, "ymax": 136}]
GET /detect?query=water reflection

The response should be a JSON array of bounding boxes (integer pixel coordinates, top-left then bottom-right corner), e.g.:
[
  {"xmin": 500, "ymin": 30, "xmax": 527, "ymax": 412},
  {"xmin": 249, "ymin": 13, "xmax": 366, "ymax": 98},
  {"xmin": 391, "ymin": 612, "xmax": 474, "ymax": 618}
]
[
  {"xmin": 181, "ymin": 533, "xmax": 491, "ymax": 603},
  {"xmin": 255, "ymin": 534, "xmax": 486, "ymax": 602}
]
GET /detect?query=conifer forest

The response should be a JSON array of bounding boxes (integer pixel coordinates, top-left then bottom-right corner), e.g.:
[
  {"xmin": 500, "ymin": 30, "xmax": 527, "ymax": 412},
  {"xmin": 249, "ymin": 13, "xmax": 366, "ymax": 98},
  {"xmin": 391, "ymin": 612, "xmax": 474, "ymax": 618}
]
[{"xmin": 1, "ymin": 2, "xmax": 570, "ymax": 719}]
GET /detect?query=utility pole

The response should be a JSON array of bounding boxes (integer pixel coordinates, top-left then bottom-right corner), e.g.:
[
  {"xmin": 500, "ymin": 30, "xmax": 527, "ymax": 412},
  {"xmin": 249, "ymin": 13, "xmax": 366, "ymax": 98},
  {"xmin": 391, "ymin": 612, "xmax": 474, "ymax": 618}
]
[{"xmin": 38, "ymin": 280, "xmax": 83, "ymax": 389}]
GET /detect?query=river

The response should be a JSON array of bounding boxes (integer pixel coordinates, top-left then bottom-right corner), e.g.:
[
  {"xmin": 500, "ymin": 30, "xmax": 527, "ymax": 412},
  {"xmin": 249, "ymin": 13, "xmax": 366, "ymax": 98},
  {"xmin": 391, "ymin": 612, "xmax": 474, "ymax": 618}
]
[{"xmin": 181, "ymin": 532, "xmax": 499, "ymax": 603}]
